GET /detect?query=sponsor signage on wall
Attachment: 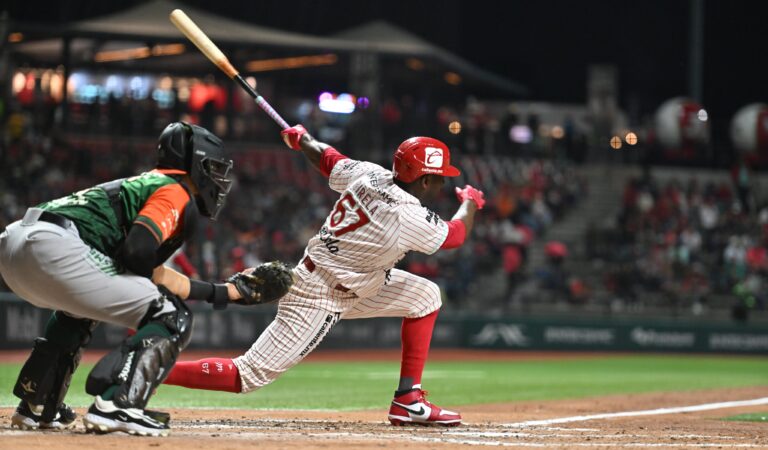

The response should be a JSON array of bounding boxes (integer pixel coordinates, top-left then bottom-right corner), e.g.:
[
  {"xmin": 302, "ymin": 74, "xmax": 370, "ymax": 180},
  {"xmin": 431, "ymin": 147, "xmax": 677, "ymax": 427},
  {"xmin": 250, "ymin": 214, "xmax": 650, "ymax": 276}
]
[{"xmin": 1, "ymin": 298, "xmax": 767, "ymax": 353}]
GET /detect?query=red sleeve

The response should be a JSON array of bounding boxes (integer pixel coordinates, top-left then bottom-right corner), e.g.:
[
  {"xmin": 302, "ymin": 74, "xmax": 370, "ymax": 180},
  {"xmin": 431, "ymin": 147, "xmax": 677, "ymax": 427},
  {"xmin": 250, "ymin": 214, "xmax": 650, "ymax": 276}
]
[
  {"xmin": 319, "ymin": 147, "xmax": 349, "ymax": 178},
  {"xmin": 440, "ymin": 219, "xmax": 467, "ymax": 249},
  {"xmin": 134, "ymin": 184, "xmax": 191, "ymax": 242}
]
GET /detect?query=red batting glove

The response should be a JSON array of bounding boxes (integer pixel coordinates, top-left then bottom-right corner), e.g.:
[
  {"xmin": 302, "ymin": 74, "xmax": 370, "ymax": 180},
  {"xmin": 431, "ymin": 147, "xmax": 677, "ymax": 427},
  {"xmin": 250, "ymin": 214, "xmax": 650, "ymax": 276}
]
[
  {"xmin": 455, "ymin": 185, "xmax": 485, "ymax": 210},
  {"xmin": 280, "ymin": 124, "xmax": 307, "ymax": 150}
]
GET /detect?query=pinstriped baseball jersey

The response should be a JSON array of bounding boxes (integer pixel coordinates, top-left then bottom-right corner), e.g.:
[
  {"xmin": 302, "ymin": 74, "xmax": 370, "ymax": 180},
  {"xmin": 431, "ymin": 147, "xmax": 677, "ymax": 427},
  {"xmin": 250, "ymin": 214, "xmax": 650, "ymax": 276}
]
[
  {"xmin": 303, "ymin": 159, "xmax": 448, "ymax": 303},
  {"xmin": 232, "ymin": 156, "xmax": 449, "ymax": 392}
]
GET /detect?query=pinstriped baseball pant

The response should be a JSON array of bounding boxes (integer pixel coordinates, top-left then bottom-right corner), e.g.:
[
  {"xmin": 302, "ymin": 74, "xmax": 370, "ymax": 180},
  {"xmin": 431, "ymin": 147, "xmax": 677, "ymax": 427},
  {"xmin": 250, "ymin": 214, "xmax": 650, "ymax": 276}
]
[{"xmin": 233, "ymin": 265, "xmax": 442, "ymax": 393}]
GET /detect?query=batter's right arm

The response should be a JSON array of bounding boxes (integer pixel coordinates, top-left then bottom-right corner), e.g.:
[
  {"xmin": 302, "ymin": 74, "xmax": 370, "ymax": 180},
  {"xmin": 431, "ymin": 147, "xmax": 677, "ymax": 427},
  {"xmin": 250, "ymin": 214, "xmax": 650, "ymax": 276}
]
[
  {"xmin": 280, "ymin": 124, "xmax": 348, "ymax": 177},
  {"xmin": 281, "ymin": 124, "xmax": 329, "ymax": 170}
]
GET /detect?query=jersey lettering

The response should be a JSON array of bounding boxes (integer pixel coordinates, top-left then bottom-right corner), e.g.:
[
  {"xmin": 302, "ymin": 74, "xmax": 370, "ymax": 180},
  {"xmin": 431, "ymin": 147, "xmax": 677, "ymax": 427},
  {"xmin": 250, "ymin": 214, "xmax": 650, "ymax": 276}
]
[
  {"xmin": 328, "ymin": 193, "xmax": 371, "ymax": 237},
  {"xmin": 47, "ymin": 188, "xmax": 93, "ymax": 208},
  {"xmin": 425, "ymin": 209, "xmax": 440, "ymax": 226},
  {"xmin": 319, "ymin": 226, "xmax": 340, "ymax": 254},
  {"xmin": 310, "ymin": 160, "xmax": 449, "ymax": 299}
]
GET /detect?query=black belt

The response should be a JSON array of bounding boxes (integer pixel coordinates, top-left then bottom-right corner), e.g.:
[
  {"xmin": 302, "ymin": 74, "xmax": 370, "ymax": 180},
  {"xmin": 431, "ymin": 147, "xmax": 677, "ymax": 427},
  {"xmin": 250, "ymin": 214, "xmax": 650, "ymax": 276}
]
[
  {"xmin": 38, "ymin": 211, "xmax": 72, "ymax": 229},
  {"xmin": 302, "ymin": 256, "xmax": 353, "ymax": 294}
]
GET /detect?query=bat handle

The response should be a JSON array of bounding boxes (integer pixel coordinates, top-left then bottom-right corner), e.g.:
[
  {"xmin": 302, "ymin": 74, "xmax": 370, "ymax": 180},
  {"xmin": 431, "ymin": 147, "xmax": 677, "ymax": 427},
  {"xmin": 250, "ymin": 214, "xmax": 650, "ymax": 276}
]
[
  {"xmin": 234, "ymin": 75, "xmax": 290, "ymax": 130},
  {"xmin": 255, "ymin": 97, "xmax": 290, "ymax": 130}
]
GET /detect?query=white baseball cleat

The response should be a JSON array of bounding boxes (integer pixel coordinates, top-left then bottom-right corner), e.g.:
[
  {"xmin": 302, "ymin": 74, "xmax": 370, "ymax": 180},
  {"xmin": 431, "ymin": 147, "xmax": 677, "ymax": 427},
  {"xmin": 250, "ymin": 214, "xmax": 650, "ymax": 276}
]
[
  {"xmin": 82, "ymin": 395, "xmax": 170, "ymax": 437},
  {"xmin": 11, "ymin": 401, "xmax": 77, "ymax": 430},
  {"xmin": 388, "ymin": 388, "xmax": 462, "ymax": 427}
]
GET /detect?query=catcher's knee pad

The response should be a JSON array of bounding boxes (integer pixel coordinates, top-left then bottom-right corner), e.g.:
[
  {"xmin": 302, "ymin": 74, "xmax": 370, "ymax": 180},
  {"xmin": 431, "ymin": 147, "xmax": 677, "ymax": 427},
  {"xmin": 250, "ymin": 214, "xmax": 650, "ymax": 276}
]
[
  {"xmin": 85, "ymin": 288, "xmax": 193, "ymax": 409},
  {"xmin": 13, "ymin": 311, "xmax": 96, "ymax": 421}
]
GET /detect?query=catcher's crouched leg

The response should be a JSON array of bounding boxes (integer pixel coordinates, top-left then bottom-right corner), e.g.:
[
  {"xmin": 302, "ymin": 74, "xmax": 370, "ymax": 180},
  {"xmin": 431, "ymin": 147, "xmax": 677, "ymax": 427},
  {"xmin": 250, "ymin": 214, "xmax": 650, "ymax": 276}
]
[
  {"xmin": 83, "ymin": 287, "xmax": 192, "ymax": 436},
  {"xmin": 12, "ymin": 311, "xmax": 96, "ymax": 430}
]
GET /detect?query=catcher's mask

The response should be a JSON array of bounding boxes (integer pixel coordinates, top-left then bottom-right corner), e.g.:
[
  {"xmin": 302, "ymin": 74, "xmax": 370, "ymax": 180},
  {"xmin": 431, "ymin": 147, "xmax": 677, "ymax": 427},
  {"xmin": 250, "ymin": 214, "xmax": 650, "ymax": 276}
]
[{"xmin": 157, "ymin": 122, "xmax": 233, "ymax": 219}]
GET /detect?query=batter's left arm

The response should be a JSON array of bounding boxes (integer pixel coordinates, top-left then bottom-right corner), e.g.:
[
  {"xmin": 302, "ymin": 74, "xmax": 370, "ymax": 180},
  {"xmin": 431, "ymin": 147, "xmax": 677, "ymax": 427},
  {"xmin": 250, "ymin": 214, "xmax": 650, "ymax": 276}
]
[{"xmin": 441, "ymin": 185, "xmax": 485, "ymax": 250}]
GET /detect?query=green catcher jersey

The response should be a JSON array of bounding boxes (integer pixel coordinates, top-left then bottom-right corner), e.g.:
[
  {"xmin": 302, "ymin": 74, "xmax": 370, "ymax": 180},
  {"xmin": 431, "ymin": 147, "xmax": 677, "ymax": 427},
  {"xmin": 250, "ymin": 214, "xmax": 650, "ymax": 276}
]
[{"xmin": 39, "ymin": 169, "xmax": 192, "ymax": 257}]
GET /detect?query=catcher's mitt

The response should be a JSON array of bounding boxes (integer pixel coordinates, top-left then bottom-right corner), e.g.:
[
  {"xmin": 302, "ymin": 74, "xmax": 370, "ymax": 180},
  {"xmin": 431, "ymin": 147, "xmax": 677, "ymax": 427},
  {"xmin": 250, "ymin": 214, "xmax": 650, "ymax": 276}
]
[{"xmin": 227, "ymin": 261, "xmax": 294, "ymax": 305}]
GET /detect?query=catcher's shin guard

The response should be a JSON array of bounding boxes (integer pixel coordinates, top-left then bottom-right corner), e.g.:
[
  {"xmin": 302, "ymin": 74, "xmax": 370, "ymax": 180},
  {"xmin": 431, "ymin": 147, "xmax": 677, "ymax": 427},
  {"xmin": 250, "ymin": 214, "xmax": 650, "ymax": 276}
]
[
  {"xmin": 13, "ymin": 311, "xmax": 96, "ymax": 423},
  {"xmin": 86, "ymin": 288, "xmax": 193, "ymax": 409}
]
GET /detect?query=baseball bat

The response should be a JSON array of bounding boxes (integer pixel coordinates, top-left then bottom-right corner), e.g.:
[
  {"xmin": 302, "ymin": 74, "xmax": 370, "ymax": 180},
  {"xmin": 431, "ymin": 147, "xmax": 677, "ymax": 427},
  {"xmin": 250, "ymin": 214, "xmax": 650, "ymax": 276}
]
[{"xmin": 169, "ymin": 9, "xmax": 290, "ymax": 130}]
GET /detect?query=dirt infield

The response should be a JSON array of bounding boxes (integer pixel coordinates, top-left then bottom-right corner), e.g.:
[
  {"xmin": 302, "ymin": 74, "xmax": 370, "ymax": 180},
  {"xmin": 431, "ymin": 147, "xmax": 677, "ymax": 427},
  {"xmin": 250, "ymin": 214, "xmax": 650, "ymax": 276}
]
[
  {"xmin": 1, "ymin": 350, "xmax": 767, "ymax": 448},
  {"xmin": 2, "ymin": 386, "xmax": 767, "ymax": 448}
]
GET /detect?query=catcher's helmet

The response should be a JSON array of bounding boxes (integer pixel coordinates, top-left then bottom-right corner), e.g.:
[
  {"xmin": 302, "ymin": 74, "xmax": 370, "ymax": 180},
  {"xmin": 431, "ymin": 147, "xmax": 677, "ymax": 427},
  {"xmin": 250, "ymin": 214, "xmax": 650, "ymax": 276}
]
[
  {"xmin": 157, "ymin": 122, "xmax": 233, "ymax": 219},
  {"xmin": 392, "ymin": 136, "xmax": 460, "ymax": 183}
]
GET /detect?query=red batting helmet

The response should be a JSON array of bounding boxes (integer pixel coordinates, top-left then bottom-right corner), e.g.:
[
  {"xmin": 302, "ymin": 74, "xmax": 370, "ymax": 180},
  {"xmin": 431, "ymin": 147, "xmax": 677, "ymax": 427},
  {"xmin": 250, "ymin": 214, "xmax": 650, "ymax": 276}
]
[{"xmin": 392, "ymin": 137, "xmax": 461, "ymax": 183}]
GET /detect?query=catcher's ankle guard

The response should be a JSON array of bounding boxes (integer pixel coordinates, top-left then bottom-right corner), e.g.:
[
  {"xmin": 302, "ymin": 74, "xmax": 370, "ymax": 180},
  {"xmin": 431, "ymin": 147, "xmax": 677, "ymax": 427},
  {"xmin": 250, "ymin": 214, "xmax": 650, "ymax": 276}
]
[
  {"xmin": 14, "ymin": 312, "xmax": 96, "ymax": 422},
  {"xmin": 86, "ymin": 288, "xmax": 193, "ymax": 409}
]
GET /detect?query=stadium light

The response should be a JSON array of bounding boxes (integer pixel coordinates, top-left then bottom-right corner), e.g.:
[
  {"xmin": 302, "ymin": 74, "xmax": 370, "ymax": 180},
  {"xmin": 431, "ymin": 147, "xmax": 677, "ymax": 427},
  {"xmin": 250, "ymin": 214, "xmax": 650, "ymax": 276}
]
[
  {"xmin": 510, "ymin": 125, "xmax": 533, "ymax": 144},
  {"xmin": 406, "ymin": 58, "xmax": 425, "ymax": 71},
  {"xmin": 318, "ymin": 92, "xmax": 356, "ymax": 114},
  {"xmin": 444, "ymin": 72, "xmax": 462, "ymax": 85},
  {"xmin": 246, "ymin": 54, "xmax": 338, "ymax": 73},
  {"xmin": 94, "ymin": 44, "xmax": 185, "ymax": 63}
]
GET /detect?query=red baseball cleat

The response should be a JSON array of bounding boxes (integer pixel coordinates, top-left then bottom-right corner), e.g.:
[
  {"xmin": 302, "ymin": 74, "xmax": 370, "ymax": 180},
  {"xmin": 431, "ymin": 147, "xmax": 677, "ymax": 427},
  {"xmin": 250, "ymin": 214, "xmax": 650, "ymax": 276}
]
[{"xmin": 388, "ymin": 389, "xmax": 462, "ymax": 427}]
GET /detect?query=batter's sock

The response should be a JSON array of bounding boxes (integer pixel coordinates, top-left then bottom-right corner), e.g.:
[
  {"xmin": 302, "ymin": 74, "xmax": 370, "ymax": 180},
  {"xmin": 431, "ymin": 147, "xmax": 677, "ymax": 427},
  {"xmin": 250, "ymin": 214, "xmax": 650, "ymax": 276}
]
[
  {"xmin": 397, "ymin": 310, "xmax": 439, "ymax": 393},
  {"xmin": 163, "ymin": 358, "xmax": 242, "ymax": 393}
]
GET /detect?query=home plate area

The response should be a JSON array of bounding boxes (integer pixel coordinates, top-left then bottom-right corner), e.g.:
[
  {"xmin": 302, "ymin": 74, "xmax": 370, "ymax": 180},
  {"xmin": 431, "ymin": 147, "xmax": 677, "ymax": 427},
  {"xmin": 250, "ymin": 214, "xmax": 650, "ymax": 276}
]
[{"xmin": 1, "ymin": 387, "xmax": 767, "ymax": 449}]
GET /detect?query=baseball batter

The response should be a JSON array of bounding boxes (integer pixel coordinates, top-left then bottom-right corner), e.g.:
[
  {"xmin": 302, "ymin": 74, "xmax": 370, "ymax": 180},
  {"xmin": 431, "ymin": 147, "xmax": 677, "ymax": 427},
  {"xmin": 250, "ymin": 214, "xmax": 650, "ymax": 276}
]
[
  {"xmin": 164, "ymin": 124, "xmax": 484, "ymax": 426},
  {"xmin": 0, "ymin": 122, "xmax": 252, "ymax": 436}
]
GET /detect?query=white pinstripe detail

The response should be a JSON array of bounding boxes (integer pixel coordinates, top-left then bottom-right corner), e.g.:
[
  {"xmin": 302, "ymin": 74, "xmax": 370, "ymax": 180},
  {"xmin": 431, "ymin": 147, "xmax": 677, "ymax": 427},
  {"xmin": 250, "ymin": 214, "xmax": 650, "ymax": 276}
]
[{"xmin": 234, "ymin": 158, "xmax": 445, "ymax": 393}]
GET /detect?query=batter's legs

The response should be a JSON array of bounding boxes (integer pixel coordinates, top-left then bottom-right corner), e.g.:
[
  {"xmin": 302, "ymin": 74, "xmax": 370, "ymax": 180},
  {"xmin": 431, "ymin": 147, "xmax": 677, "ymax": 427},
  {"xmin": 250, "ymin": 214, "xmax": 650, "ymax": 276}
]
[
  {"xmin": 342, "ymin": 269, "xmax": 461, "ymax": 426},
  {"xmin": 342, "ymin": 269, "xmax": 443, "ymax": 391},
  {"xmin": 166, "ymin": 297, "xmax": 340, "ymax": 393}
]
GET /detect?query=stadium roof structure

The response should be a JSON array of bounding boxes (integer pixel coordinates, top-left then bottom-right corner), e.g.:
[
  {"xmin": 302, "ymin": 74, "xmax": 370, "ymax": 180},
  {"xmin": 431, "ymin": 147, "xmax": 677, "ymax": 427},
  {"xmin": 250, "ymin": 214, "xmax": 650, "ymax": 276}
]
[
  {"xmin": 7, "ymin": 0, "xmax": 527, "ymax": 96},
  {"xmin": 332, "ymin": 21, "xmax": 527, "ymax": 96}
]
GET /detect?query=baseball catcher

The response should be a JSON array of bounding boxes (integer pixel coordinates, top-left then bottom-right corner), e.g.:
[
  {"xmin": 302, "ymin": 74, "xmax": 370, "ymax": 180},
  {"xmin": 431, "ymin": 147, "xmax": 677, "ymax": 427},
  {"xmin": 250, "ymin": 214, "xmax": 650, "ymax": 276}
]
[{"xmin": 0, "ymin": 122, "xmax": 276, "ymax": 437}]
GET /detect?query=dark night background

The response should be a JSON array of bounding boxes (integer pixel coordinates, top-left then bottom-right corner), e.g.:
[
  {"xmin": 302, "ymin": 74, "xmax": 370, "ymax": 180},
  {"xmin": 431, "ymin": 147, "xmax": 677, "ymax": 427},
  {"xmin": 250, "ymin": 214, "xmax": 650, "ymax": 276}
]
[
  {"xmin": 6, "ymin": 0, "xmax": 768, "ymax": 122},
  {"xmin": 3, "ymin": 1, "xmax": 768, "ymax": 352}
]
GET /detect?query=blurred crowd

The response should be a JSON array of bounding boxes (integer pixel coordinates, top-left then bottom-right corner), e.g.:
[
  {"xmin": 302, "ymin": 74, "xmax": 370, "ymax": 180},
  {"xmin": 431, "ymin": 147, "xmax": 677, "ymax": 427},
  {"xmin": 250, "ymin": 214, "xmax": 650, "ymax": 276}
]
[
  {"xmin": 5, "ymin": 96, "xmax": 767, "ymax": 320},
  {"xmin": 3, "ymin": 77, "xmax": 590, "ymax": 166},
  {"xmin": 587, "ymin": 167, "xmax": 767, "ymax": 320},
  {"xmin": 0, "ymin": 129, "xmax": 587, "ymax": 313}
]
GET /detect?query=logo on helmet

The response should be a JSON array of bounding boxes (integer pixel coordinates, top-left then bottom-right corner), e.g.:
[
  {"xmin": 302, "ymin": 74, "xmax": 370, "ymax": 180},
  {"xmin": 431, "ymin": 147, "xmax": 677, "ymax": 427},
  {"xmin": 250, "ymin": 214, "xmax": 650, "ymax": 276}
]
[{"xmin": 424, "ymin": 147, "xmax": 443, "ymax": 168}]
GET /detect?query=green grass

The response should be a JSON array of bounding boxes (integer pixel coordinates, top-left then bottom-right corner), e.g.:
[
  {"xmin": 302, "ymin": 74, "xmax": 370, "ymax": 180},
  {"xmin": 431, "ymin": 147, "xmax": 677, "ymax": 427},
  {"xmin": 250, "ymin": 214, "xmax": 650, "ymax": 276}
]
[
  {"xmin": 724, "ymin": 412, "xmax": 768, "ymax": 422},
  {"xmin": 1, "ymin": 355, "xmax": 766, "ymax": 410}
]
